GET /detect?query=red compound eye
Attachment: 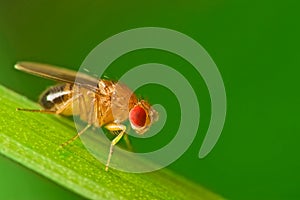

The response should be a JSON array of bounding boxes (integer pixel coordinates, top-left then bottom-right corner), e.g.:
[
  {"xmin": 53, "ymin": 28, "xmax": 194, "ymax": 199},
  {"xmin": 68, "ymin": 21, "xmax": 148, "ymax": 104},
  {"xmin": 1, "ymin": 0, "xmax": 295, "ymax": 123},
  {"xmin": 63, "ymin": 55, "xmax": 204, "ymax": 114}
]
[{"xmin": 129, "ymin": 106, "xmax": 146, "ymax": 127}]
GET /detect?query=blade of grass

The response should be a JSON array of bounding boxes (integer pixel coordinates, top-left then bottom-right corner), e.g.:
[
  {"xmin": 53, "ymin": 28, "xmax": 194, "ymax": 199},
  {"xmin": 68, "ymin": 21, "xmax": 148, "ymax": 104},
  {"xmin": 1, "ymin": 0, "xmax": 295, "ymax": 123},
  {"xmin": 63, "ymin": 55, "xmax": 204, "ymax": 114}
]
[{"xmin": 0, "ymin": 85, "xmax": 224, "ymax": 200}]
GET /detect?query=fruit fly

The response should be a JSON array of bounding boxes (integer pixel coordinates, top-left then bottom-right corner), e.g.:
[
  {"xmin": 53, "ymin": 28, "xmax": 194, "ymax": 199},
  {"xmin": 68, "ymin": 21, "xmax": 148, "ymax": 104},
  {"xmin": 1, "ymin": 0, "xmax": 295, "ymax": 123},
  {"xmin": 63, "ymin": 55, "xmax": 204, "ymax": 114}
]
[{"xmin": 15, "ymin": 62, "xmax": 159, "ymax": 171}]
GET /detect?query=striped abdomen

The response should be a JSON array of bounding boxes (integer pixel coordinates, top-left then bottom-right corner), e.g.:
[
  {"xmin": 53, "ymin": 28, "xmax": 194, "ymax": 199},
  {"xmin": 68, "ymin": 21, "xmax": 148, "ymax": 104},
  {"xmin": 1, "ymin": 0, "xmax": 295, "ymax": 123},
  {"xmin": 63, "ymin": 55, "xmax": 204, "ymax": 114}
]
[{"xmin": 39, "ymin": 83, "xmax": 73, "ymax": 114}]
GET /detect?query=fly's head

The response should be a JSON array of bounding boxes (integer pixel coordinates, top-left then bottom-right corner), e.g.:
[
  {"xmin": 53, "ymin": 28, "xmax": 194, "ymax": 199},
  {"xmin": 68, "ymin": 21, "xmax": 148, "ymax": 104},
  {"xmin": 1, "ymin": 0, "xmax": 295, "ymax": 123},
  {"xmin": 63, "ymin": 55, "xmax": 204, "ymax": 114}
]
[{"xmin": 129, "ymin": 100, "xmax": 159, "ymax": 135}]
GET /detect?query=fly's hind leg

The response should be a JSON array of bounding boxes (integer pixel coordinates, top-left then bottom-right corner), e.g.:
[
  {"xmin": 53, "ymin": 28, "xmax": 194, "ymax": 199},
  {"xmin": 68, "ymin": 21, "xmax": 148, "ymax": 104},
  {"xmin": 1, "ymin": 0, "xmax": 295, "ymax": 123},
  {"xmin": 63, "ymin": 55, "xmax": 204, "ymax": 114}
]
[
  {"xmin": 104, "ymin": 123, "xmax": 126, "ymax": 171},
  {"xmin": 60, "ymin": 95, "xmax": 97, "ymax": 148},
  {"xmin": 17, "ymin": 108, "xmax": 57, "ymax": 114},
  {"xmin": 17, "ymin": 94, "xmax": 81, "ymax": 115},
  {"xmin": 17, "ymin": 94, "xmax": 93, "ymax": 147}
]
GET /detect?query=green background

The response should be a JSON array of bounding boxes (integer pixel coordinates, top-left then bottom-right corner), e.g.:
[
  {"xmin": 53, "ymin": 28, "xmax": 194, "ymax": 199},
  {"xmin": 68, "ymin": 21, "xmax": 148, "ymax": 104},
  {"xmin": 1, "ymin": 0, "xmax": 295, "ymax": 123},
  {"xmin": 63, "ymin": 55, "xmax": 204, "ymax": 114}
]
[{"xmin": 0, "ymin": 1, "xmax": 299, "ymax": 199}]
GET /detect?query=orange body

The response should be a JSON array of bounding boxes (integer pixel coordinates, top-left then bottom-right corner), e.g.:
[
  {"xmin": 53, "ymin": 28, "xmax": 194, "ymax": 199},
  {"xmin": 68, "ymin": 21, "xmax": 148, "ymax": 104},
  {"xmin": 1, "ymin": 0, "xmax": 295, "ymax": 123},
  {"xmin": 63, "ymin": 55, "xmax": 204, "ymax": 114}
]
[{"xmin": 15, "ymin": 61, "xmax": 158, "ymax": 170}]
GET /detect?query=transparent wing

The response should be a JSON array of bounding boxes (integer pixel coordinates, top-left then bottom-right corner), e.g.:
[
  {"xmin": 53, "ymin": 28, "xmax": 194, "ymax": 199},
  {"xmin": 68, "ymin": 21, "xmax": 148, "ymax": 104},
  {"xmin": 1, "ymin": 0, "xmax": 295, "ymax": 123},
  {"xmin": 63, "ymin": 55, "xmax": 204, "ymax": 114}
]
[{"xmin": 15, "ymin": 61, "xmax": 99, "ymax": 92}]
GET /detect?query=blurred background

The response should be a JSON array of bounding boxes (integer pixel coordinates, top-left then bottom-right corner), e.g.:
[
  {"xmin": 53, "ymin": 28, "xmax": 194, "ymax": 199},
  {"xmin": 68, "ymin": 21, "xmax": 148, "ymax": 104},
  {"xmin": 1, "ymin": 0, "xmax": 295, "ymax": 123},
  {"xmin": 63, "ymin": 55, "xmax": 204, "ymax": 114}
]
[{"xmin": 0, "ymin": 0, "xmax": 299, "ymax": 199}]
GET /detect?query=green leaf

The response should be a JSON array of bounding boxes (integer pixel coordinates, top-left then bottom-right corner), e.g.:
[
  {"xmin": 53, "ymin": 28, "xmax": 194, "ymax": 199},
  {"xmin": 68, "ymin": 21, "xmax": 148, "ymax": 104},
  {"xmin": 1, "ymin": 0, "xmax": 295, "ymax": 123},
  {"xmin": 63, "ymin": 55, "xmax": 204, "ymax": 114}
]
[{"xmin": 0, "ymin": 85, "xmax": 224, "ymax": 200}]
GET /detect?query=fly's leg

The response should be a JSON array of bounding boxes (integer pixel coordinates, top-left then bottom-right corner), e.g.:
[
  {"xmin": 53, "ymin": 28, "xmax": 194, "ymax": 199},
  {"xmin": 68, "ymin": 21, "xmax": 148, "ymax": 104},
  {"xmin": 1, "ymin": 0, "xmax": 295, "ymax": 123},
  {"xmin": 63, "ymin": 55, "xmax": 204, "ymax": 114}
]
[
  {"xmin": 17, "ymin": 108, "xmax": 57, "ymax": 114},
  {"xmin": 123, "ymin": 133, "xmax": 133, "ymax": 152},
  {"xmin": 17, "ymin": 94, "xmax": 93, "ymax": 147},
  {"xmin": 17, "ymin": 94, "xmax": 82, "ymax": 115},
  {"xmin": 60, "ymin": 96, "xmax": 97, "ymax": 148},
  {"xmin": 104, "ymin": 123, "xmax": 126, "ymax": 171},
  {"xmin": 59, "ymin": 124, "xmax": 91, "ymax": 148}
]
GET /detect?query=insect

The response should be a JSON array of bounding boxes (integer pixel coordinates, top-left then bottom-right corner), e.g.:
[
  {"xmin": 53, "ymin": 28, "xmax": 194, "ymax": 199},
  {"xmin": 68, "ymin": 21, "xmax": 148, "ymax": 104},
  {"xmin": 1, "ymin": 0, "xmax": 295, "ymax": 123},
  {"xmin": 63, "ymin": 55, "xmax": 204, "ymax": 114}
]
[{"xmin": 15, "ymin": 61, "xmax": 159, "ymax": 171}]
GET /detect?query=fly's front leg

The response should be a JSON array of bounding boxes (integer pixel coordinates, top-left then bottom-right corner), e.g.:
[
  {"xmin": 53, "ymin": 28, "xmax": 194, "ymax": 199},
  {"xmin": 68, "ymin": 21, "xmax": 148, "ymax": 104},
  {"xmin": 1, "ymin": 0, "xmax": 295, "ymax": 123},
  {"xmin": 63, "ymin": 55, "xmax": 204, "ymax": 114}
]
[{"xmin": 104, "ymin": 123, "xmax": 126, "ymax": 171}]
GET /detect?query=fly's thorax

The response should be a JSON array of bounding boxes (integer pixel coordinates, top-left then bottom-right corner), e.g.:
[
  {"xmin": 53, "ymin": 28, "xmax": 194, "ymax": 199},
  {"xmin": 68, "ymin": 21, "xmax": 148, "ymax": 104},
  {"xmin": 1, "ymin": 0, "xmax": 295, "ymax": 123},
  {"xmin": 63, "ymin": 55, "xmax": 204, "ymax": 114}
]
[
  {"xmin": 39, "ymin": 83, "xmax": 73, "ymax": 114},
  {"xmin": 100, "ymin": 81, "xmax": 138, "ymax": 124}
]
